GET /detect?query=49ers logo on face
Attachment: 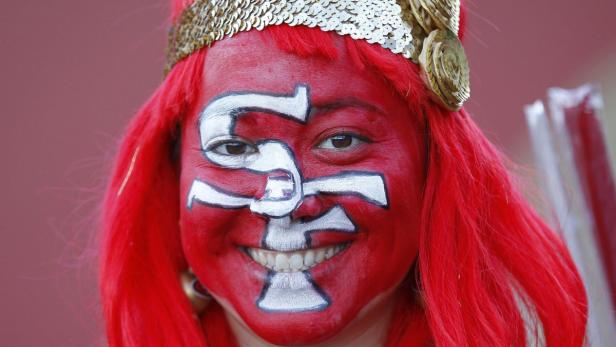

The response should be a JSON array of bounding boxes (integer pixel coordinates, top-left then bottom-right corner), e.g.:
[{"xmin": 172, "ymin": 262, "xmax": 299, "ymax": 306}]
[{"xmin": 187, "ymin": 85, "xmax": 389, "ymax": 312}]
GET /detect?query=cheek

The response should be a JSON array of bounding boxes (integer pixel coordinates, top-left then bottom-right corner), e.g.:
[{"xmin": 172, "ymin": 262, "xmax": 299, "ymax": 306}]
[
  {"xmin": 180, "ymin": 208, "xmax": 259, "ymax": 254},
  {"xmin": 358, "ymin": 170, "xmax": 422, "ymax": 271},
  {"xmin": 178, "ymin": 166, "xmax": 268, "ymax": 296},
  {"xmin": 359, "ymin": 138, "xmax": 424, "ymax": 281},
  {"xmin": 179, "ymin": 206, "xmax": 272, "ymax": 312}
]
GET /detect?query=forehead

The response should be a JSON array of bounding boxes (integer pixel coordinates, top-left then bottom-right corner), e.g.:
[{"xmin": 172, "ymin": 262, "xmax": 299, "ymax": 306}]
[{"xmin": 201, "ymin": 30, "xmax": 401, "ymax": 110}]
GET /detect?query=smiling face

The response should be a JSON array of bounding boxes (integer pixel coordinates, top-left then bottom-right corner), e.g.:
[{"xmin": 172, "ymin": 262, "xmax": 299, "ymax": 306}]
[{"xmin": 179, "ymin": 31, "xmax": 425, "ymax": 345}]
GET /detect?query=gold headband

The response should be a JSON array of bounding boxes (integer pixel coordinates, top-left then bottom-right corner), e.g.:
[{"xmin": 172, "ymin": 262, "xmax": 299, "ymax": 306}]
[{"xmin": 166, "ymin": 0, "xmax": 470, "ymax": 111}]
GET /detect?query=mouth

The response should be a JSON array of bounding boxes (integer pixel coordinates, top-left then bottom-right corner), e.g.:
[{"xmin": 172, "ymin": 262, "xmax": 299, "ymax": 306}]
[{"xmin": 245, "ymin": 243, "xmax": 350, "ymax": 272}]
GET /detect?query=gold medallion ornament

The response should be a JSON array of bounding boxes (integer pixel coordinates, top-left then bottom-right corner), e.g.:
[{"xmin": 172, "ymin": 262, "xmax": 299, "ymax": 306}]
[
  {"xmin": 409, "ymin": 0, "xmax": 460, "ymax": 34},
  {"xmin": 166, "ymin": 0, "xmax": 470, "ymax": 111},
  {"xmin": 419, "ymin": 29, "xmax": 470, "ymax": 111}
]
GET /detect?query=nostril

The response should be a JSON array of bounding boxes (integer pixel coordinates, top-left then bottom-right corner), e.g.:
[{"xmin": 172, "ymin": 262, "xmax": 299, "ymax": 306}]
[{"xmin": 291, "ymin": 195, "xmax": 326, "ymax": 221}]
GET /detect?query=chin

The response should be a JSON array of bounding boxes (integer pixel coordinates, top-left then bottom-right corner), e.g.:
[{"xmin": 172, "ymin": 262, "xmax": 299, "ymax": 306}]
[
  {"xmin": 245, "ymin": 312, "xmax": 347, "ymax": 346},
  {"xmin": 230, "ymin": 282, "xmax": 397, "ymax": 346}
]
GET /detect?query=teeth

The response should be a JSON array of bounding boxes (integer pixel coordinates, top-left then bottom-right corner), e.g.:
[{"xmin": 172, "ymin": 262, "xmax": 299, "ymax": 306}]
[
  {"xmin": 275, "ymin": 253, "xmax": 288, "ymax": 271},
  {"xmin": 289, "ymin": 253, "xmax": 303, "ymax": 271},
  {"xmin": 246, "ymin": 244, "xmax": 347, "ymax": 272},
  {"xmin": 325, "ymin": 247, "xmax": 335, "ymax": 259},
  {"xmin": 266, "ymin": 253, "xmax": 276, "ymax": 267},
  {"xmin": 315, "ymin": 249, "xmax": 325, "ymax": 263},
  {"xmin": 258, "ymin": 251, "xmax": 267, "ymax": 266},
  {"xmin": 304, "ymin": 250, "xmax": 315, "ymax": 268}
]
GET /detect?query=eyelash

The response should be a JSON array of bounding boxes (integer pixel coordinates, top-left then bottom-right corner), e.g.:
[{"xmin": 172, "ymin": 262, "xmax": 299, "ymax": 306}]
[
  {"xmin": 316, "ymin": 132, "xmax": 368, "ymax": 151},
  {"xmin": 205, "ymin": 137, "xmax": 257, "ymax": 156}
]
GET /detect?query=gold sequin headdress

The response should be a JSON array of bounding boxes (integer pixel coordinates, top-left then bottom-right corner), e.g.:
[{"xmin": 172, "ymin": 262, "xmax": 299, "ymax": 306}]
[{"xmin": 166, "ymin": 0, "xmax": 470, "ymax": 111}]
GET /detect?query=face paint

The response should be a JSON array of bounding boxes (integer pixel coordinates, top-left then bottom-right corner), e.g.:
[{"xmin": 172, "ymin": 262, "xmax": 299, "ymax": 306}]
[
  {"xmin": 195, "ymin": 85, "xmax": 310, "ymax": 217},
  {"xmin": 188, "ymin": 85, "xmax": 389, "ymax": 313},
  {"xmin": 180, "ymin": 32, "xmax": 425, "ymax": 345}
]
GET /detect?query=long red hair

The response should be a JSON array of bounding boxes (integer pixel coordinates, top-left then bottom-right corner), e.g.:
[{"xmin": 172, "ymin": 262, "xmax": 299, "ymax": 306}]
[{"xmin": 100, "ymin": 3, "xmax": 587, "ymax": 346}]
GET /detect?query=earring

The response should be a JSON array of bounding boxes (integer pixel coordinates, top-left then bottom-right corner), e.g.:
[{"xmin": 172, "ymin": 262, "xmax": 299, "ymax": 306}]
[{"xmin": 180, "ymin": 269, "xmax": 211, "ymax": 315}]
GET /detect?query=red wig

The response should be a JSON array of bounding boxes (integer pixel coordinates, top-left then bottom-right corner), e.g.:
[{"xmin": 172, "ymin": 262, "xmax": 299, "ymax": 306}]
[{"xmin": 100, "ymin": 2, "xmax": 587, "ymax": 346}]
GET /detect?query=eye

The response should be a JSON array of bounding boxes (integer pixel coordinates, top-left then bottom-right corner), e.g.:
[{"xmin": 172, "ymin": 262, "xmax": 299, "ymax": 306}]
[
  {"xmin": 317, "ymin": 133, "xmax": 366, "ymax": 150},
  {"xmin": 207, "ymin": 138, "xmax": 257, "ymax": 156}
]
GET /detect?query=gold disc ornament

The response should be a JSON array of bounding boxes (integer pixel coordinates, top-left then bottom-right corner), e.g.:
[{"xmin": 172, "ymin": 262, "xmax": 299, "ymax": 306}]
[
  {"xmin": 421, "ymin": 0, "xmax": 460, "ymax": 34},
  {"xmin": 418, "ymin": 28, "xmax": 470, "ymax": 111}
]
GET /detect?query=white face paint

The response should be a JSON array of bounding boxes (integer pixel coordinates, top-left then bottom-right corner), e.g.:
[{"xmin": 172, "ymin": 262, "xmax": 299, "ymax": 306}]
[
  {"xmin": 188, "ymin": 85, "xmax": 389, "ymax": 312},
  {"xmin": 198, "ymin": 85, "xmax": 310, "ymax": 218}
]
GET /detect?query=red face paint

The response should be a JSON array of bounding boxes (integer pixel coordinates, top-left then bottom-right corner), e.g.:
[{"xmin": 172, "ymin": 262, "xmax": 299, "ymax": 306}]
[{"xmin": 179, "ymin": 31, "xmax": 425, "ymax": 345}]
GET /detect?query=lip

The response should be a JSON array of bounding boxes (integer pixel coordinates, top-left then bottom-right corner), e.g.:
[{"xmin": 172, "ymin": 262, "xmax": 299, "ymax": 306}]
[
  {"xmin": 242, "ymin": 242, "xmax": 351, "ymax": 272},
  {"xmin": 235, "ymin": 230, "xmax": 358, "ymax": 251}
]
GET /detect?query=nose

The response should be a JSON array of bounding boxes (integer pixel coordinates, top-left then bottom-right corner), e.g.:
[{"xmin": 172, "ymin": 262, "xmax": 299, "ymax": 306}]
[{"xmin": 291, "ymin": 195, "xmax": 326, "ymax": 221}]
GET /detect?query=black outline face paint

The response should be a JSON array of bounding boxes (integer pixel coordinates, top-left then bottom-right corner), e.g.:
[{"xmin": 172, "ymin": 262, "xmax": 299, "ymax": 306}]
[{"xmin": 188, "ymin": 85, "xmax": 390, "ymax": 312}]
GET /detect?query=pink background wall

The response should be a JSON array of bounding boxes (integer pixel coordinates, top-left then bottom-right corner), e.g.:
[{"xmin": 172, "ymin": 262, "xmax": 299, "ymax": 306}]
[{"xmin": 1, "ymin": 1, "xmax": 615, "ymax": 345}]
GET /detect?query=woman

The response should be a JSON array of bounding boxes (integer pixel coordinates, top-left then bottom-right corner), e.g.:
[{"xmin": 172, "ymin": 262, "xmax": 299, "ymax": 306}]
[{"xmin": 100, "ymin": 1, "xmax": 588, "ymax": 346}]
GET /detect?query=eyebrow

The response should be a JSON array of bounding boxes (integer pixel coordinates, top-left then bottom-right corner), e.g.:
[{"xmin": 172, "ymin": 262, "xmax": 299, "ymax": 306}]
[{"xmin": 310, "ymin": 98, "xmax": 385, "ymax": 118}]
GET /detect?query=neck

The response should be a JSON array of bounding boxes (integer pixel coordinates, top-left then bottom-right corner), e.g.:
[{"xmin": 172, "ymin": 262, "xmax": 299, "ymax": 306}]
[{"xmin": 226, "ymin": 291, "xmax": 399, "ymax": 347}]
